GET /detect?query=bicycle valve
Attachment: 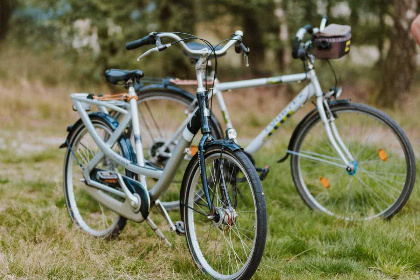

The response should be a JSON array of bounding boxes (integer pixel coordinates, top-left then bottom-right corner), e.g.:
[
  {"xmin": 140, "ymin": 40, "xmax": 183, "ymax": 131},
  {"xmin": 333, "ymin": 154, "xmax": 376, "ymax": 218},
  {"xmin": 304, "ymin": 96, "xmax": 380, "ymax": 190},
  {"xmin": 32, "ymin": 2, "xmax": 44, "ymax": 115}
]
[{"xmin": 244, "ymin": 54, "xmax": 249, "ymax": 67}]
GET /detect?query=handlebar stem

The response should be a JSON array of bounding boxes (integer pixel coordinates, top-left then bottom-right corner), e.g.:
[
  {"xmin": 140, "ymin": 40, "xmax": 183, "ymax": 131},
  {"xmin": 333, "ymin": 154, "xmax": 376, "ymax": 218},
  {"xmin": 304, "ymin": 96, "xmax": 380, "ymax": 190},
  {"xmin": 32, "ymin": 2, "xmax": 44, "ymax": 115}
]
[{"xmin": 195, "ymin": 54, "xmax": 210, "ymax": 92}]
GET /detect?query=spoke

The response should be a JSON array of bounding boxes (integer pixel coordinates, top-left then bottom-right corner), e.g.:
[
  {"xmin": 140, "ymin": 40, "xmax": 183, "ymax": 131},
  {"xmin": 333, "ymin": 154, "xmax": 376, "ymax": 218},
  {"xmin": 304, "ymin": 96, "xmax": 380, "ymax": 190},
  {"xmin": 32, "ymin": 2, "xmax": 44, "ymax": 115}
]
[
  {"xmin": 361, "ymin": 172, "xmax": 401, "ymax": 201},
  {"xmin": 289, "ymin": 150, "xmax": 347, "ymax": 168},
  {"xmin": 230, "ymin": 225, "xmax": 251, "ymax": 257},
  {"xmin": 321, "ymin": 170, "xmax": 347, "ymax": 211},
  {"xmin": 138, "ymin": 105, "xmax": 156, "ymax": 143},
  {"xmin": 357, "ymin": 168, "xmax": 406, "ymax": 177},
  {"xmin": 79, "ymin": 141, "xmax": 96, "ymax": 158},
  {"xmin": 144, "ymin": 101, "xmax": 164, "ymax": 139},
  {"xmin": 215, "ymin": 226, "xmax": 243, "ymax": 269},
  {"xmin": 354, "ymin": 175, "xmax": 391, "ymax": 207},
  {"xmin": 299, "ymin": 150, "xmax": 343, "ymax": 162}
]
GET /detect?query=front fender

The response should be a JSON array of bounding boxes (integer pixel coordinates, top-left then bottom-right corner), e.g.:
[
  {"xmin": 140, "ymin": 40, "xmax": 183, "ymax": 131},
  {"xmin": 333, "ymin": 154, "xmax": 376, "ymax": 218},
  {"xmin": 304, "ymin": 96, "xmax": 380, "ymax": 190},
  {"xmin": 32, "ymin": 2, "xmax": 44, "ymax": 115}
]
[{"xmin": 204, "ymin": 139, "xmax": 243, "ymax": 152}]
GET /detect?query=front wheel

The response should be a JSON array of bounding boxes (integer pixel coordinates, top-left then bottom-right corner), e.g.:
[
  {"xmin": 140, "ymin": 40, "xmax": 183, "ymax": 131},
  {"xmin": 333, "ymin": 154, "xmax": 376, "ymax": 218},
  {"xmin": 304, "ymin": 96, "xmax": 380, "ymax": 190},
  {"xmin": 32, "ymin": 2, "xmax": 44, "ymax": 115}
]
[
  {"xmin": 181, "ymin": 145, "xmax": 267, "ymax": 279},
  {"xmin": 291, "ymin": 103, "xmax": 416, "ymax": 220}
]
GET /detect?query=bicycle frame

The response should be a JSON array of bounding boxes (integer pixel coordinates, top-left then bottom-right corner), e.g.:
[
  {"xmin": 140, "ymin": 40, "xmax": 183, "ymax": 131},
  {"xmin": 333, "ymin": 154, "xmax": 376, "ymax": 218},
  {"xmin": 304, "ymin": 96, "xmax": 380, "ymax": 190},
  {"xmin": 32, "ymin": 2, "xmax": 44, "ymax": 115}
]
[
  {"xmin": 68, "ymin": 36, "xmax": 244, "ymax": 222},
  {"xmin": 70, "ymin": 87, "xmax": 193, "ymax": 222},
  {"xmin": 159, "ymin": 62, "xmax": 356, "ymax": 170}
]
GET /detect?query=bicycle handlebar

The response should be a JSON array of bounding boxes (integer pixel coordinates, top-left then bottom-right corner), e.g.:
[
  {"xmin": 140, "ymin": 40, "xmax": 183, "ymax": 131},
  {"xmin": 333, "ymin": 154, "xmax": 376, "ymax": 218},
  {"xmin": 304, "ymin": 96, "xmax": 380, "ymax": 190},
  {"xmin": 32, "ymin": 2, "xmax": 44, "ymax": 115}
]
[
  {"xmin": 126, "ymin": 30, "xmax": 247, "ymax": 61},
  {"xmin": 292, "ymin": 16, "xmax": 328, "ymax": 60},
  {"xmin": 292, "ymin": 24, "xmax": 313, "ymax": 59},
  {"xmin": 126, "ymin": 33, "xmax": 157, "ymax": 50},
  {"xmin": 158, "ymin": 31, "xmax": 244, "ymax": 56},
  {"xmin": 235, "ymin": 41, "xmax": 249, "ymax": 56}
]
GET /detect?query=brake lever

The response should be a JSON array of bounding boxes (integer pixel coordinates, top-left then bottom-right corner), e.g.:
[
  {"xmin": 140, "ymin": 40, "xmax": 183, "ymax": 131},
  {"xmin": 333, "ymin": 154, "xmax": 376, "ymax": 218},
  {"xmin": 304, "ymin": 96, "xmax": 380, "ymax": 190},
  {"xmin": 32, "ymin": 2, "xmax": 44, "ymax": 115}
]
[
  {"xmin": 244, "ymin": 54, "xmax": 249, "ymax": 67},
  {"xmin": 137, "ymin": 43, "xmax": 172, "ymax": 61}
]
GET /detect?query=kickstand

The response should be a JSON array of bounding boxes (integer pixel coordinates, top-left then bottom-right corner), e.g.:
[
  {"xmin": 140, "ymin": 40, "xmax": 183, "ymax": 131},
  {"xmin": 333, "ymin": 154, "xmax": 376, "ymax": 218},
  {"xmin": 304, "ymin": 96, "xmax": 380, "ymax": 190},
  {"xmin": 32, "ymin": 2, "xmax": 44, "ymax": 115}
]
[
  {"xmin": 146, "ymin": 217, "xmax": 172, "ymax": 247},
  {"xmin": 155, "ymin": 199, "xmax": 176, "ymax": 232}
]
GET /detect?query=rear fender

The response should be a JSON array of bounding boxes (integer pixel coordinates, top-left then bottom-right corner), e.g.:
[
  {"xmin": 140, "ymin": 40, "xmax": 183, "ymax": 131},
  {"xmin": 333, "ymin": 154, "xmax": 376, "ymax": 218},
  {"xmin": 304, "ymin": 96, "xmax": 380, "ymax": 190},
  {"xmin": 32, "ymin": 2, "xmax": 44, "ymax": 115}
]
[{"xmin": 59, "ymin": 112, "xmax": 136, "ymax": 165}]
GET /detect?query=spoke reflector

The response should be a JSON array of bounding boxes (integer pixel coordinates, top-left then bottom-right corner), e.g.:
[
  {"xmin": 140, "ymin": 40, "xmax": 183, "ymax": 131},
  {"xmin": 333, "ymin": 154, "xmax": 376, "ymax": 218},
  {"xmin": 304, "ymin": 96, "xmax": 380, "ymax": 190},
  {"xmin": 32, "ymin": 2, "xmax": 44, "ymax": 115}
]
[
  {"xmin": 378, "ymin": 149, "xmax": 388, "ymax": 162},
  {"xmin": 189, "ymin": 146, "xmax": 198, "ymax": 156},
  {"xmin": 320, "ymin": 176, "xmax": 330, "ymax": 188}
]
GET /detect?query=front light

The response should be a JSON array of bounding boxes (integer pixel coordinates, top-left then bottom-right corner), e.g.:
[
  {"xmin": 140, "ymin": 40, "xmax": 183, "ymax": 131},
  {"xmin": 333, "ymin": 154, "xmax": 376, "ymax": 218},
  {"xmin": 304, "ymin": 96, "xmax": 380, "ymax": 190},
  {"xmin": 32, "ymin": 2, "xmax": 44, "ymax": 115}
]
[{"xmin": 226, "ymin": 128, "xmax": 237, "ymax": 142}]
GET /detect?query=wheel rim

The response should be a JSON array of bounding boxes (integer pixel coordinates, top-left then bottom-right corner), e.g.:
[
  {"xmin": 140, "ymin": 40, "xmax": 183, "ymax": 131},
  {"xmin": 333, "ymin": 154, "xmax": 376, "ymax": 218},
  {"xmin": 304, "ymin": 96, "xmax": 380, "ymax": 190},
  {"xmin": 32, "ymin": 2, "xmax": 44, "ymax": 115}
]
[
  {"xmin": 66, "ymin": 123, "xmax": 123, "ymax": 236},
  {"xmin": 296, "ymin": 108, "xmax": 409, "ymax": 220},
  {"xmin": 185, "ymin": 152, "xmax": 258, "ymax": 278}
]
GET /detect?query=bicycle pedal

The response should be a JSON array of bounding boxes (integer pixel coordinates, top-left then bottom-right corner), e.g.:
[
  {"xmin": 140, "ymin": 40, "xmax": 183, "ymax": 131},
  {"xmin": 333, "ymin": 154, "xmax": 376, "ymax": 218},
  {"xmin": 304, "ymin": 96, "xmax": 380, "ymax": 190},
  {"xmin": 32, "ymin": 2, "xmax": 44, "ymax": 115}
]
[
  {"xmin": 256, "ymin": 165, "xmax": 270, "ymax": 181},
  {"xmin": 175, "ymin": 221, "xmax": 185, "ymax": 236},
  {"xmin": 96, "ymin": 170, "xmax": 119, "ymax": 186}
]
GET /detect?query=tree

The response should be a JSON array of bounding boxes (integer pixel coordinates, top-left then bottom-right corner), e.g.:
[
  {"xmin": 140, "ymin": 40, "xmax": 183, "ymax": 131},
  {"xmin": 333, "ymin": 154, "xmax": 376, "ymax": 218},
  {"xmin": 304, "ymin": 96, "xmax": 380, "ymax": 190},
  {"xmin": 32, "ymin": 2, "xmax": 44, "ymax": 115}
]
[
  {"xmin": 156, "ymin": 0, "xmax": 196, "ymax": 77},
  {"xmin": 203, "ymin": 0, "xmax": 279, "ymax": 76},
  {"xmin": 375, "ymin": 0, "xmax": 417, "ymax": 108},
  {"xmin": 0, "ymin": 0, "xmax": 16, "ymax": 41}
]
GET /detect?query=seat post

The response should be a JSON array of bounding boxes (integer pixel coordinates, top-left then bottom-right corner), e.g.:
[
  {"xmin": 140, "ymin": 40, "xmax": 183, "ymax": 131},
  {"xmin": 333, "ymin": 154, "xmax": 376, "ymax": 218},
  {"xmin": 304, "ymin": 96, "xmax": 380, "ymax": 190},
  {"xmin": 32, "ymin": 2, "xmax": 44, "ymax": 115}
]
[{"xmin": 127, "ymin": 79, "xmax": 147, "ymax": 188}]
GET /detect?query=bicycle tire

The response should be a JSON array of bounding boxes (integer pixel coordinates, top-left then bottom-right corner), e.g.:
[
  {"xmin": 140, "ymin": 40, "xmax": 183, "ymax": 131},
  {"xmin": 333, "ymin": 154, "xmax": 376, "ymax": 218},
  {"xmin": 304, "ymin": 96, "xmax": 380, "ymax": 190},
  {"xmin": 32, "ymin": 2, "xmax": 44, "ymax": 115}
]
[
  {"xmin": 180, "ymin": 145, "xmax": 267, "ymax": 279},
  {"xmin": 63, "ymin": 115, "xmax": 134, "ymax": 239}
]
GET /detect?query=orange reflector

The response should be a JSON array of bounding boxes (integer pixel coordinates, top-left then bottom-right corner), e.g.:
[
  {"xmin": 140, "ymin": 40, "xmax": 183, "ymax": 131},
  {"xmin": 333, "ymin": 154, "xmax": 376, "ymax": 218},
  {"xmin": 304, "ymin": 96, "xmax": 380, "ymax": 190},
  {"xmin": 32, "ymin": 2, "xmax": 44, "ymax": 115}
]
[
  {"xmin": 320, "ymin": 176, "xmax": 330, "ymax": 188},
  {"xmin": 190, "ymin": 146, "xmax": 198, "ymax": 156},
  {"xmin": 378, "ymin": 149, "xmax": 388, "ymax": 162}
]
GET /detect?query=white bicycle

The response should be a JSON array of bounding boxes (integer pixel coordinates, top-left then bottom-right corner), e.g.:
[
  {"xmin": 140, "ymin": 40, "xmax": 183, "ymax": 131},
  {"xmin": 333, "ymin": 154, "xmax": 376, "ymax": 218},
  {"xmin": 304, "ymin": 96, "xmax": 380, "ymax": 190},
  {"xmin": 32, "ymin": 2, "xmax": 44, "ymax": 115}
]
[
  {"xmin": 124, "ymin": 18, "xmax": 416, "ymax": 221},
  {"xmin": 60, "ymin": 31, "xmax": 267, "ymax": 279}
]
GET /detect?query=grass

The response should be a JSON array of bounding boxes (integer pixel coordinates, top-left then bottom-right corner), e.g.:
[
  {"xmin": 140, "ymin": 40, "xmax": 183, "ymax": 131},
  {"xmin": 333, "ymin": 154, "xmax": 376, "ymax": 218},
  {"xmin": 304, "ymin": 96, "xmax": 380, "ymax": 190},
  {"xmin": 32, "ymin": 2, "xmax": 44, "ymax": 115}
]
[
  {"xmin": 1, "ymin": 121, "xmax": 419, "ymax": 279},
  {"xmin": 1, "ymin": 46, "xmax": 420, "ymax": 279},
  {"xmin": 1, "ymin": 143, "xmax": 419, "ymax": 279}
]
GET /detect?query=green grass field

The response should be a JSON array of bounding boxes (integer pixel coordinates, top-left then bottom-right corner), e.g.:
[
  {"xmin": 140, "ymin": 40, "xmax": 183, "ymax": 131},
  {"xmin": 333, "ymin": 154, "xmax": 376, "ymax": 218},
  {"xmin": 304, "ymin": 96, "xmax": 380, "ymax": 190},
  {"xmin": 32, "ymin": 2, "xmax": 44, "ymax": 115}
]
[{"xmin": 1, "ymin": 105, "xmax": 419, "ymax": 279}]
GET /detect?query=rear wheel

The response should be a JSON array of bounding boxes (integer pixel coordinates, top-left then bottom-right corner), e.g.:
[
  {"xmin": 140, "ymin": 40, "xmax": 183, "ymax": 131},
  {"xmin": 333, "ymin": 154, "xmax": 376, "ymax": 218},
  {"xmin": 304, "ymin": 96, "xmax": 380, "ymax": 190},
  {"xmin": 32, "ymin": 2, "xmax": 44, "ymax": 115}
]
[
  {"xmin": 290, "ymin": 103, "xmax": 416, "ymax": 220},
  {"xmin": 63, "ymin": 116, "xmax": 133, "ymax": 239},
  {"xmin": 181, "ymin": 145, "xmax": 267, "ymax": 279}
]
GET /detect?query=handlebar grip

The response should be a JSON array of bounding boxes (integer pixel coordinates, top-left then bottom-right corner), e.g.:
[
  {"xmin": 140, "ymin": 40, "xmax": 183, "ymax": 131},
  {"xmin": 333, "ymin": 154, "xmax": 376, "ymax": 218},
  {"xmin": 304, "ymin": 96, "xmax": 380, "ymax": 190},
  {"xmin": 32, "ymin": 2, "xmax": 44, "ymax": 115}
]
[
  {"xmin": 292, "ymin": 24, "xmax": 313, "ymax": 59},
  {"xmin": 303, "ymin": 24, "xmax": 313, "ymax": 35},
  {"xmin": 235, "ymin": 42, "xmax": 250, "ymax": 55},
  {"xmin": 126, "ymin": 34, "xmax": 157, "ymax": 50}
]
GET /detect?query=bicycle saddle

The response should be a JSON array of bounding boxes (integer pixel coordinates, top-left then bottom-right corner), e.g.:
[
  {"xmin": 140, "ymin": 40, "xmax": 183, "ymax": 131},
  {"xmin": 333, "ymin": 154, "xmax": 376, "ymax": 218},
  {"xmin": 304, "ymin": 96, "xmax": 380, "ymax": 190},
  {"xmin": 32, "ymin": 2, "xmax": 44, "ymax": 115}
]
[
  {"xmin": 183, "ymin": 42, "xmax": 226, "ymax": 60},
  {"xmin": 105, "ymin": 69, "xmax": 144, "ymax": 84}
]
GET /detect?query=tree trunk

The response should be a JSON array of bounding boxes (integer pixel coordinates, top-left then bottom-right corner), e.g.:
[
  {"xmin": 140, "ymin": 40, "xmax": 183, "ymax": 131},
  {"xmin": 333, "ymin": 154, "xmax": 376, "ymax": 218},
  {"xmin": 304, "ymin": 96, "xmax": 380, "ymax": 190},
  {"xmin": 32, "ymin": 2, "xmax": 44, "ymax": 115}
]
[
  {"xmin": 375, "ymin": 0, "xmax": 417, "ymax": 108},
  {"xmin": 157, "ymin": 0, "xmax": 196, "ymax": 77},
  {"xmin": 304, "ymin": 1, "xmax": 316, "ymax": 24},
  {"xmin": 376, "ymin": 1, "xmax": 386, "ymax": 65},
  {"xmin": 243, "ymin": 13, "xmax": 266, "ymax": 76},
  {"xmin": 0, "ymin": 0, "xmax": 15, "ymax": 41},
  {"xmin": 275, "ymin": 3, "xmax": 289, "ymax": 72}
]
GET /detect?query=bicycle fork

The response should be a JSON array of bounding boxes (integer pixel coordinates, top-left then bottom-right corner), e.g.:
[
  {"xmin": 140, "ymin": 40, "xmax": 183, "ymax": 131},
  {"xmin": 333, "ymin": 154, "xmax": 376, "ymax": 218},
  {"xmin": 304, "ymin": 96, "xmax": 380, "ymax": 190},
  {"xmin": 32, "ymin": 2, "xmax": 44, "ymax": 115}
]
[{"xmin": 312, "ymin": 73, "xmax": 357, "ymax": 174}]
